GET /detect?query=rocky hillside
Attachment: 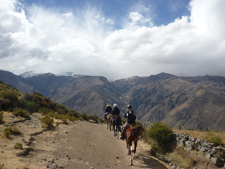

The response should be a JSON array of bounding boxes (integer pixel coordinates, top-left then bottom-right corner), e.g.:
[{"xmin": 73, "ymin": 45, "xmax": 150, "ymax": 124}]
[{"xmin": 1, "ymin": 69, "xmax": 225, "ymax": 131}]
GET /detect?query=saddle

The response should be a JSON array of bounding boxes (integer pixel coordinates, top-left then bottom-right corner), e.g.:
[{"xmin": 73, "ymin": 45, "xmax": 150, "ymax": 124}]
[{"xmin": 123, "ymin": 124, "xmax": 135, "ymax": 130}]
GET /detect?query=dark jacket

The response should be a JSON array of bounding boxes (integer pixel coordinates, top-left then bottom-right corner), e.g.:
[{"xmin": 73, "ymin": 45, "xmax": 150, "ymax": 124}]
[
  {"xmin": 111, "ymin": 107, "xmax": 120, "ymax": 115},
  {"xmin": 124, "ymin": 110, "xmax": 136, "ymax": 124},
  {"xmin": 105, "ymin": 106, "xmax": 112, "ymax": 113}
]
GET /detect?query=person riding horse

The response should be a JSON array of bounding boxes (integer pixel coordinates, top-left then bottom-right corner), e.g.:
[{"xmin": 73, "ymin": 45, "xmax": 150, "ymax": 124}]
[
  {"xmin": 119, "ymin": 104, "xmax": 136, "ymax": 140},
  {"xmin": 104, "ymin": 104, "xmax": 112, "ymax": 120},
  {"xmin": 110, "ymin": 104, "xmax": 122, "ymax": 125}
]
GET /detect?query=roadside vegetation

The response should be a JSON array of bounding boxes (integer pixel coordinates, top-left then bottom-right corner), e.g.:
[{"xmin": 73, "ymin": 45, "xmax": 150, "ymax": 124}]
[{"xmin": 0, "ymin": 82, "xmax": 100, "ymax": 129}]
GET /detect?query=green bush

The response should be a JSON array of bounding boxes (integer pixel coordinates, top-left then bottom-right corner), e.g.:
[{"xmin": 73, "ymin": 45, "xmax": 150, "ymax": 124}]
[
  {"xmin": 99, "ymin": 118, "xmax": 105, "ymax": 123},
  {"xmin": 14, "ymin": 142, "xmax": 23, "ymax": 149},
  {"xmin": 26, "ymin": 101, "xmax": 40, "ymax": 113},
  {"xmin": 135, "ymin": 120, "xmax": 143, "ymax": 126},
  {"xmin": 3, "ymin": 127, "xmax": 12, "ymax": 138},
  {"xmin": 22, "ymin": 93, "xmax": 32, "ymax": 101},
  {"xmin": 41, "ymin": 116, "xmax": 54, "ymax": 129},
  {"xmin": 204, "ymin": 131, "xmax": 224, "ymax": 147},
  {"xmin": 39, "ymin": 107, "xmax": 54, "ymax": 115},
  {"xmin": 148, "ymin": 122, "xmax": 173, "ymax": 153},
  {"xmin": 122, "ymin": 118, "xmax": 127, "ymax": 124},
  {"xmin": 0, "ymin": 112, "xmax": 4, "ymax": 124},
  {"xmin": 12, "ymin": 108, "xmax": 31, "ymax": 119},
  {"xmin": 80, "ymin": 113, "xmax": 88, "ymax": 121},
  {"xmin": 1, "ymin": 91, "xmax": 19, "ymax": 109},
  {"xmin": 68, "ymin": 110, "xmax": 80, "ymax": 118},
  {"xmin": 88, "ymin": 114, "xmax": 99, "ymax": 123}
]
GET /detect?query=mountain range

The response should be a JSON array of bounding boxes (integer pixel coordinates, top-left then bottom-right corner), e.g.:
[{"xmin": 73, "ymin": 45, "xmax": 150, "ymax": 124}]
[{"xmin": 1, "ymin": 69, "xmax": 225, "ymax": 131}]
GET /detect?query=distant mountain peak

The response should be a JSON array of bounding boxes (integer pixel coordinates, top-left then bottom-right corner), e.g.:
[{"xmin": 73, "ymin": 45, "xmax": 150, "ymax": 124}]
[
  {"xmin": 57, "ymin": 72, "xmax": 82, "ymax": 76},
  {"xmin": 19, "ymin": 71, "xmax": 40, "ymax": 78}
]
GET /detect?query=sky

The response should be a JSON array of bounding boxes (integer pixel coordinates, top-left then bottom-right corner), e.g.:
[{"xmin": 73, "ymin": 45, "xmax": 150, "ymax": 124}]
[{"xmin": 1, "ymin": 0, "xmax": 225, "ymax": 80}]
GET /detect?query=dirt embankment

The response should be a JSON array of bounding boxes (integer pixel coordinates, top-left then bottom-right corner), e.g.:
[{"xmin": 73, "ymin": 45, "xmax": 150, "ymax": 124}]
[{"xmin": 0, "ymin": 112, "xmax": 170, "ymax": 169}]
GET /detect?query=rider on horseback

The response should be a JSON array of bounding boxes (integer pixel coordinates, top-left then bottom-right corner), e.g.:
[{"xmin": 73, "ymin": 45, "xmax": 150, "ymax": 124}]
[
  {"xmin": 119, "ymin": 104, "xmax": 136, "ymax": 140},
  {"xmin": 111, "ymin": 104, "xmax": 122, "ymax": 125},
  {"xmin": 104, "ymin": 104, "xmax": 112, "ymax": 120}
]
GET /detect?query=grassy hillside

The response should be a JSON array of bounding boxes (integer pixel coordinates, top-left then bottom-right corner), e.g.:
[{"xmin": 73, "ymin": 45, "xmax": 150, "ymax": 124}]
[{"xmin": 0, "ymin": 81, "xmax": 99, "ymax": 124}]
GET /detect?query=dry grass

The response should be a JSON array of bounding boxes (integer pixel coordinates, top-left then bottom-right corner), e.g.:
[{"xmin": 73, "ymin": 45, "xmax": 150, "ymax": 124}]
[
  {"xmin": 173, "ymin": 129, "xmax": 225, "ymax": 146},
  {"xmin": 170, "ymin": 153, "xmax": 194, "ymax": 168},
  {"xmin": 3, "ymin": 125, "xmax": 23, "ymax": 138}
]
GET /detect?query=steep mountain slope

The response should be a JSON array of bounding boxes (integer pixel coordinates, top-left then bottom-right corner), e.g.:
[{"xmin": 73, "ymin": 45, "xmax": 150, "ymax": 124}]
[
  {"xmin": 0, "ymin": 70, "xmax": 33, "ymax": 93},
  {"xmin": 113, "ymin": 73, "xmax": 225, "ymax": 130},
  {"xmin": 1, "ymin": 69, "xmax": 225, "ymax": 130}
]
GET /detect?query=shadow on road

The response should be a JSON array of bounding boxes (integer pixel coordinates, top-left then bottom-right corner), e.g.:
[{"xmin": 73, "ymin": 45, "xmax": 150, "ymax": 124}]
[{"xmin": 133, "ymin": 153, "xmax": 168, "ymax": 169}]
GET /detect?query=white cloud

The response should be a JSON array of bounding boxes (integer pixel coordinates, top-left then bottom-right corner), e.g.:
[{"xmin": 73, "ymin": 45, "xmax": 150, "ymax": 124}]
[
  {"xmin": 63, "ymin": 12, "xmax": 73, "ymax": 18},
  {"xmin": 1, "ymin": 0, "xmax": 225, "ymax": 79},
  {"xmin": 129, "ymin": 12, "xmax": 143, "ymax": 23}
]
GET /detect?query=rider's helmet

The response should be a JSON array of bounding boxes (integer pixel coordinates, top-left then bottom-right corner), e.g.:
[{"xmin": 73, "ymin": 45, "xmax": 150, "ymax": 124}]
[
  {"xmin": 107, "ymin": 103, "xmax": 111, "ymax": 106},
  {"xmin": 113, "ymin": 103, "xmax": 118, "ymax": 108},
  {"xmin": 127, "ymin": 104, "xmax": 132, "ymax": 109}
]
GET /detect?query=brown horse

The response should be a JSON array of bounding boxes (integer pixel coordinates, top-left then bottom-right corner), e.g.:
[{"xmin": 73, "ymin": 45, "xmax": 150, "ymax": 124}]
[
  {"xmin": 106, "ymin": 114, "xmax": 112, "ymax": 130},
  {"xmin": 124, "ymin": 125, "xmax": 145, "ymax": 166},
  {"xmin": 110, "ymin": 115, "xmax": 121, "ymax": 138}
]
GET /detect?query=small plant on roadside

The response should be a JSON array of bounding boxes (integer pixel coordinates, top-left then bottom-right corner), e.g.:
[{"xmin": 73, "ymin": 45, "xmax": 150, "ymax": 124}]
[
  {"xmin": 148, "ymin": 122, "xmax": 173, "ymax": 153},
  {"xmin": 80, "ymin": 113, "xmax": 88, "ymax": 121},
  {"xmin": 22, "ymin": 138, "xmax": 28, "ymax": 144},
  {"xmin": 88, "ymin": 114, "xmax": 99, "ymax": 123},
  {"xmin": 99, "ymin": 118, "xmax": 105, "ymax": 123},
  {"xmin": 0, "ymin": 112, "xmax": 4, "ymax": 124},
  {"xmin": 3, "ymin": 126, "xmax": 22, "ymax": 138},
  {"xmin": 0, "ymin": 164, "xmax": 4, "ymax": 169},
  {"xmin": 4, "ymin": 127, "xmax": 12, "ymax": 138},
  {"xmin": 61, "ymin": 117, "xmax": 68, "ymax": 124},
  {"xmin": 204, "ymin": 131, "xmax": 224, "ymax": 147},
  {"xmin": 12, "ymin": 108, "xmax": 31, "ymax": 119},
  {"xmin": 41, "ymin": 116, "xmax": 54, "ymax": 129},
  {"xmin": 14, "ymin": 142, "xmax": 23, "ymax": 149}
]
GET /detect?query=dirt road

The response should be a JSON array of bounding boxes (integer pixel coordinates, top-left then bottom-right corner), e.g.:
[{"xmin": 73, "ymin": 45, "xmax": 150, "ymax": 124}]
[{"xmin": 0, "ymin": 114, "xmax": 170, "ymax": 169}]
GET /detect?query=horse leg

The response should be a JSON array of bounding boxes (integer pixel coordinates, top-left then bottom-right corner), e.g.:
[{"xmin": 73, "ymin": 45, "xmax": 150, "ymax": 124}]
[
  {"xmin": 130, "ymin": 143, "xmax": 133, "ymax": 166},
  {"xmin": 133, "ymin": 140, "xmax": 137, "ymax": 159},
  {"xmin": 116, "ymin": 125, "xmax": 119, "ymax": 139}
]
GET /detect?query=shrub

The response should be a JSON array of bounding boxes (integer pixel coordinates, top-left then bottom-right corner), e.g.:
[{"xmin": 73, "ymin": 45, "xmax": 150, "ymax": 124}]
[
  {"xmin": 99, "ymin": 118, "xmax": 105, "ymax": 123},
  {"xmin": 4, "ymin": 127, "xmax": 12, "ymax": 138},
  {"xmin": 0, "ymin": 164, "xmax": 4, "ymax": 169},
  {"xmin": 33, "ymin": 92, "xmax": 42, "ymax": 96},
  {"xmin": 26, "ymin": 101, "xmax": 40, "ymax": 113},
  {"xmin": 122, "ymin": 118, "xmax": 127, "ymax": 124},
  {"xmin": 0, "ymin": 112, "xmax": 4, "ymax": 124},
  {"xmin": 41, "ymin": 116, "xmax": 54, "ymax": 129},
  {"xmin": 204, "ymin": 131, "xmax": 224, "ymax": 147},
  {"xmin": 14, "ymin": 142, "xmax": 23, "ymax": 149},
  {"xmin": 148, "ymin": 122, "xmax": 173, "ymax": 153},
  {"xmin": 88, "ymin": 114, "xmax": 99, "ymax": 123},
  {"xmin": 1, "ymin": 91, "xmax": 19, "ymax": 109},
  {"xmin": 39, "ymin": 107, "xmax": 54, "ymax": 115},
  {"xmin": 68, "ymin": 110, "xmax": 80, "ymax": 118},
  {"xmin": 22, "ymin": 93, "xmax": 32, "ymax": 101},
  {"xmin": 136, "ymin": 120, "xmax": 143, "ymax": 126},
  {"xmin": 3, "ymin": 126, "xmax": 22, "ymax": 137},
  {"xmin": 13, "ymin": 108, "xmax": 31, "ymax": 119},
  {"xmin": 80, "ymin": 113, "xmax": 88, "ymax": 121}
]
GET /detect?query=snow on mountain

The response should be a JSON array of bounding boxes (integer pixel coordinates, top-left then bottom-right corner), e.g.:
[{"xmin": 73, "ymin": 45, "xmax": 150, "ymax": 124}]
[
  {"xmin": 19, "ymin": 71, "xmax": 42, "ymax": 78},
  {"xmin": 20, "ymin": 71, "xmax": 82, "ymax": 78},
  {"xmin": 57, "ymin": 72, "xmax": 81, "ymax": 76}
]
